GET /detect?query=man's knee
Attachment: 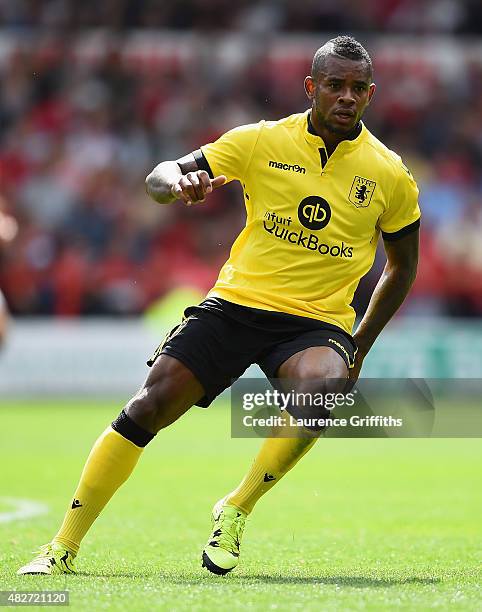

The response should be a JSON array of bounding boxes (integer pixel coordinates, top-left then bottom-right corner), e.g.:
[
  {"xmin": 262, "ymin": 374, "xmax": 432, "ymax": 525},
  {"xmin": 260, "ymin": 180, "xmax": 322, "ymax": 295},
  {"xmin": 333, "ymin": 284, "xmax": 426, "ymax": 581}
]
[
  {"xmin": 297, "ymin": 358, "xmax": 347, "ymax": 387},
  {"xmin": 279, "ymin": 347, "xmax": 349, "ymax": 431},
  {"xmin": 125, "ymin": 383, "xmax": 174, "ymax": 433},
  {"xmin": 283, "ymin": 385, "xmax": 340, "ymax": 432},
  {"xmin": 125, "ymin": 355, "xmax": 204, "ymax": 433},
  {"xmin": 292, "ymin": 371, "xmax": 347, "ymax": 398}
]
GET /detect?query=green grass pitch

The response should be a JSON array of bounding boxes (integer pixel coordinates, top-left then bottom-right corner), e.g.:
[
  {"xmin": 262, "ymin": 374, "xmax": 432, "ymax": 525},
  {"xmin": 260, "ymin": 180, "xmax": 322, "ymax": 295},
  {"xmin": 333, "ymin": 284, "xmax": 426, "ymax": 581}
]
[{"xmin": 0, "ymin": 400, "xmax": 481, "ymax": 611}]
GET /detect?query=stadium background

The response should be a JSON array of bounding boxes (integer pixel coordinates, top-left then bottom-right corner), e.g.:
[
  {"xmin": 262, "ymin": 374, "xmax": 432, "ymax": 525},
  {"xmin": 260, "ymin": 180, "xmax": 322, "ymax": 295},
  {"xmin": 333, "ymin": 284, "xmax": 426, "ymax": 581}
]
[
  {"xmin": 1, "ymin": 0, "xmax": 482, "ymax": 394},
  {"xmin": 0, "ymin": 3, "xmax": 481, "ymax": 610}
]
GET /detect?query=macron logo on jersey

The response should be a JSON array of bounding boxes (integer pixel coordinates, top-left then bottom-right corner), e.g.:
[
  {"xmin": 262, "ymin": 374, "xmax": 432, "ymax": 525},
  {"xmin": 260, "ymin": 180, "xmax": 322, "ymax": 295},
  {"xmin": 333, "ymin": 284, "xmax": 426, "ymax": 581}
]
[{"xmin": 268, "ymin": 160, "xmax": 306, "ymax": 174}]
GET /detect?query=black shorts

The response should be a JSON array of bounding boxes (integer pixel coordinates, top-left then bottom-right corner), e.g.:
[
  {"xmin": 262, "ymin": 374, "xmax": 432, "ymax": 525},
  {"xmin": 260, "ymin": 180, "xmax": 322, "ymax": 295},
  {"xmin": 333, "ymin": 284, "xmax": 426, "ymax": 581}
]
[{"xmin": 147, "ymin": 298, "xmax": 356, "ymax": 407}]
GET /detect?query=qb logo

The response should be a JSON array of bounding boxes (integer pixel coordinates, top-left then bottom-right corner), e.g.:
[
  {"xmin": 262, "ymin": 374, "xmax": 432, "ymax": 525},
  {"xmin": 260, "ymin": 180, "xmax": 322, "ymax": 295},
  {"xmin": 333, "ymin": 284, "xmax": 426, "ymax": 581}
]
[{"xmin": 298, "ymin": 196, "xmax": 331, "ymax": 230}]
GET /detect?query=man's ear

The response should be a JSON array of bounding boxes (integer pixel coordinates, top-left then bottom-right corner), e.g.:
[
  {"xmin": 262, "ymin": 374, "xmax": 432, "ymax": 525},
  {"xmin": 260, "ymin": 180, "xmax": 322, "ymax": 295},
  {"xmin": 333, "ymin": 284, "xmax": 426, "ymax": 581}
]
[
  {"xmin": 367, "ymin": 82, "xmax": 376, "ymax": 104},
  {"xmin": 304, "ymin": 76, "xmax": 315, "ymax": 100}
]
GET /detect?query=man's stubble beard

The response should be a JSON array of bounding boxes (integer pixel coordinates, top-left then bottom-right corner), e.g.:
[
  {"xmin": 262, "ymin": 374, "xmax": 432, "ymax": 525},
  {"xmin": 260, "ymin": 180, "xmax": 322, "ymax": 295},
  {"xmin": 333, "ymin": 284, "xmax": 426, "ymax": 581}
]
[
  {"xmin": 319, "ymin": 115, "xmax": 356, "ymax": 136},
  {"xmin": 318, "ymin": 107, "xmax": 364, "ymax": 137}
]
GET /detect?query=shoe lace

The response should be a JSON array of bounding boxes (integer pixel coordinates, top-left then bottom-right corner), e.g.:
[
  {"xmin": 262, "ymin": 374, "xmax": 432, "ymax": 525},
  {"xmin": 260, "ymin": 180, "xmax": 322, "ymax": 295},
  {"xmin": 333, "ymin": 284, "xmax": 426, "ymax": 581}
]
[
  {"xmin": 30, "ymin": 544, "xmax": 54, "ymax": 560},
  {"xmin": 213, "ymin": 510, "xmax": 246, "ymax": 555}
]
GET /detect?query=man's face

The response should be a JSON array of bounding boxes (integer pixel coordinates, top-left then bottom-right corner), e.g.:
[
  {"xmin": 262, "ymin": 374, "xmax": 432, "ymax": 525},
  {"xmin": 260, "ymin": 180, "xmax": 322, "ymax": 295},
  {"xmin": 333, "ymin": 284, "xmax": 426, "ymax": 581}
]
[{"xmin": 305, "ymin": 54, "xmax": 375, "ymax": 135}]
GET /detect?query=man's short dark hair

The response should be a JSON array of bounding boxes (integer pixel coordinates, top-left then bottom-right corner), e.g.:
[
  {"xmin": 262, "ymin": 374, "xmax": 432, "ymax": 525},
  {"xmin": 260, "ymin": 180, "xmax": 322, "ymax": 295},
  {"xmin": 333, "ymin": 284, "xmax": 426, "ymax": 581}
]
[{"xmin": 312, "ymin": 36, "xmax": 373, "ymax": 79}]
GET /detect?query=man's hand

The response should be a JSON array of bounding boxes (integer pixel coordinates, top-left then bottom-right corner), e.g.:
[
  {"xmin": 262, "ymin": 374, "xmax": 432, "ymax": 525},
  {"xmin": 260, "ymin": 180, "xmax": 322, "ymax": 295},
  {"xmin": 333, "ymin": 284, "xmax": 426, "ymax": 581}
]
[
  {"xmin": 171, "ymin": 171, "xmax": 226, "ymax": 206},
  {"xmin": 347, "ymin": 347, "xmax": 366, "ymax": 390}
]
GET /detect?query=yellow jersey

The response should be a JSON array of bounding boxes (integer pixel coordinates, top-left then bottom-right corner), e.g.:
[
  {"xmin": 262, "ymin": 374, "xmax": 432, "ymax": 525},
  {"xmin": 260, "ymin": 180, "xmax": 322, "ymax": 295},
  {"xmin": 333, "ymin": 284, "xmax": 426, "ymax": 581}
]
[{"xmin": 199, "ymin": 110, "xmax": 420, "ymax": 334}]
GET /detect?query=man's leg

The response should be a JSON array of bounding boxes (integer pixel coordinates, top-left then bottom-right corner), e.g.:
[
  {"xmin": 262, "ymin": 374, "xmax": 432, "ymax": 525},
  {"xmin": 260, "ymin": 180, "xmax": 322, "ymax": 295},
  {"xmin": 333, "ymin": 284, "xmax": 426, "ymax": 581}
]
[
  {"xmin": 226, "ymin": 347, "xmax": 347, "ymax": 511},
  {"xmin": 18, "ymin": 355, "xmax": 204, "ymax": 575},
  {"xmin": 202, "ymin": 347, "xmax": 347, "ymax": 574}
]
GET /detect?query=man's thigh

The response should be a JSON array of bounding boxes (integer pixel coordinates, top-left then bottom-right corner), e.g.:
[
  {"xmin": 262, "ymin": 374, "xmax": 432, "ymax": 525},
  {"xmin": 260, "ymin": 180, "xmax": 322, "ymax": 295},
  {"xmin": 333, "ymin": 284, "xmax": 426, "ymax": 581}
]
[
  {"xmin": 278, "ymin": 346, "xmax": 348, "ymax": 382},
  {"xmin": 147, "ymin": 308, "xmax": 262, "ymax": 407},
  {"xmin": 259, "ymin": 327, "xmax": 354, "ymax": 385},
  {"xmin": 277, "ymin": 346, "xmax": 348, "ymax": 406},
  {"xmin": 275, "ymin": 346, "xmax": 349, "ymax": 431}
]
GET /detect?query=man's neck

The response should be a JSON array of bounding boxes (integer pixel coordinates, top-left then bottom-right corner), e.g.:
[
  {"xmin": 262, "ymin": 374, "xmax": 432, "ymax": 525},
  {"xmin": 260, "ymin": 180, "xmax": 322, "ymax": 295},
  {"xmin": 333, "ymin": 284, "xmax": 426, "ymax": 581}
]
[{"xmin": 308, "ymin": 112, "xmax": 361, "ymax": 156}]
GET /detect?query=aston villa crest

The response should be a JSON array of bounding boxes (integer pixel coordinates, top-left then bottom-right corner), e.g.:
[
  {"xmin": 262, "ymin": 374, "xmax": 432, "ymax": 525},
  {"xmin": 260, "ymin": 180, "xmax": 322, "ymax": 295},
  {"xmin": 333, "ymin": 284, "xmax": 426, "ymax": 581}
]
[{"xmin": 349, "ymin": 176, "xmax": 376, "ymax": 208}]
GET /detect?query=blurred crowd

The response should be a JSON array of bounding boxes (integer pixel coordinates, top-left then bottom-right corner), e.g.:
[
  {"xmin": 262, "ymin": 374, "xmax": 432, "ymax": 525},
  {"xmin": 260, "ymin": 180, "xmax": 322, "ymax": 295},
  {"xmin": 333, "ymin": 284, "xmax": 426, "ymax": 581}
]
[
  {"xmin": 1, "ymin": 0, "xmax": 481, "ymax": 34},
  {"xmin": 0, "ymin": 29, "xmax": 482, "ymax": 318}
]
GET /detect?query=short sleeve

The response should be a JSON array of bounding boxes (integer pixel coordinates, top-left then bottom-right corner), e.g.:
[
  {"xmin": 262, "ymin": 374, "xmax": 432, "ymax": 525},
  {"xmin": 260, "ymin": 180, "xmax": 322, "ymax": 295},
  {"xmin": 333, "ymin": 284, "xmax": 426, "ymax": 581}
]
[
  {"xmin": 379, "ymin": 163, "xmax": 421, "ymax": 241},
  {"xmin": 200, "ymin": 122, "xmax": 263, "ymax": 183}
]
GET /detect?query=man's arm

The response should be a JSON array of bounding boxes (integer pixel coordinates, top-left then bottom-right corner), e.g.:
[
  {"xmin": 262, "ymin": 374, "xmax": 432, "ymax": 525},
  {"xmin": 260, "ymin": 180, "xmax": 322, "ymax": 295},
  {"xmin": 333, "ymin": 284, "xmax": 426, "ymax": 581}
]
[
  {"xmin": 350, "ymin": 228, "xmax": 419, "ymax": 381},
  {"xmin": 145, "ymin": 152, "xmax": 226, "ymax": 206}
]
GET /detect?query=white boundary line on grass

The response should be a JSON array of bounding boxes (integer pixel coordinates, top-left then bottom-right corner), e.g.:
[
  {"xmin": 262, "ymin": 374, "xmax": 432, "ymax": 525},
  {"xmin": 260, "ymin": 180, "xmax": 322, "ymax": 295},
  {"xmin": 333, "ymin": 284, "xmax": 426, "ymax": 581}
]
[{"xmin": 0, "ymin": 497, "xmax": 48, "ymax": 523}]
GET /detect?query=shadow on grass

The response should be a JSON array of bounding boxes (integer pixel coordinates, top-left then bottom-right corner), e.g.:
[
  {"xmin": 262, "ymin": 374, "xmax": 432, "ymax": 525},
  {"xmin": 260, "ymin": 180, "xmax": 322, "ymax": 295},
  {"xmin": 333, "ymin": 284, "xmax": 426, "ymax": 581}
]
[
  {"xmin": 243, "ymin": 575, "xmax": 441, "ymax": 587},
  {"xmin": 82, "ymin": 571, "xmax": 441, "ymax": 588}
]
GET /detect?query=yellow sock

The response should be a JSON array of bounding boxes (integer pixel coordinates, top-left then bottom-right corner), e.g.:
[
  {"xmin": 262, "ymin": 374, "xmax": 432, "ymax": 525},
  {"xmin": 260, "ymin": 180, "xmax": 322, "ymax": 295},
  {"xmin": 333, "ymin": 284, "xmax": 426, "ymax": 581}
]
[
  {"xmin": 53, "ymin": 427, "xmax": 143, "ymax": 554},
  {"xmin": 226, "ymin": 425, "xmax": 318, "ymax": 514}
]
